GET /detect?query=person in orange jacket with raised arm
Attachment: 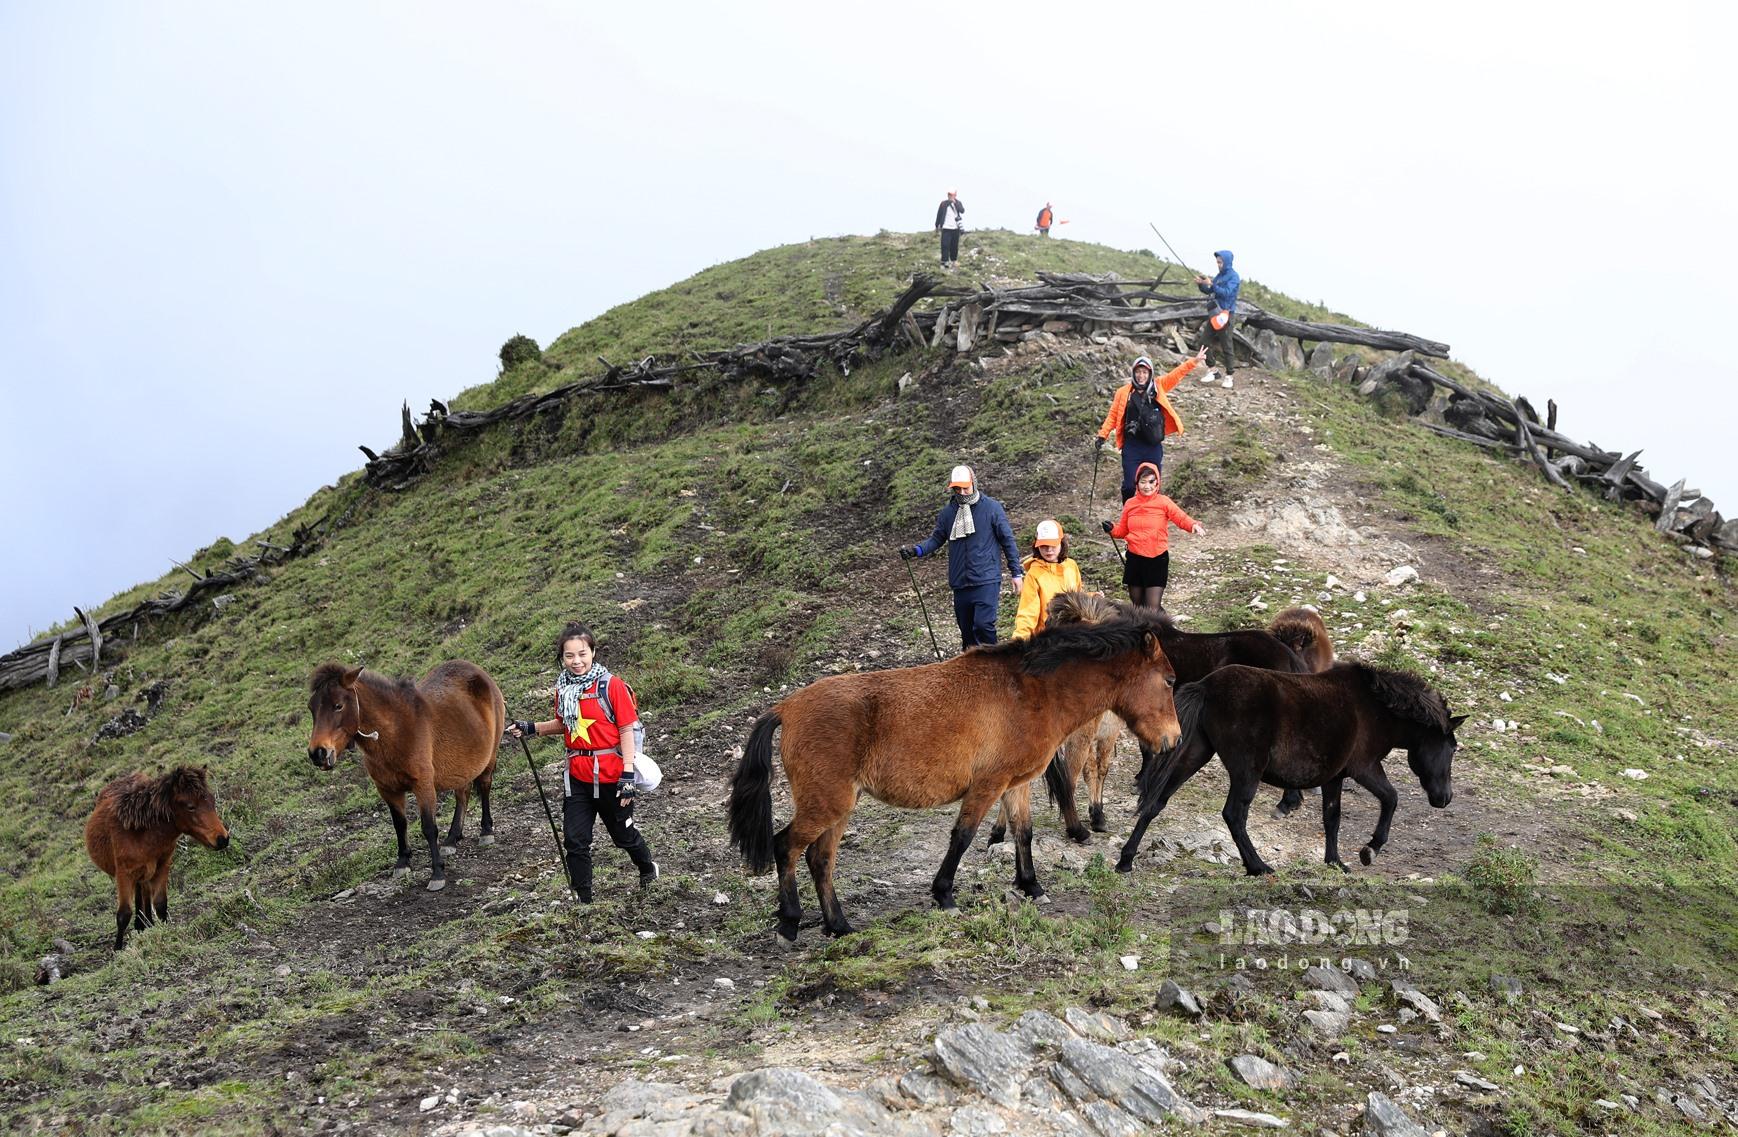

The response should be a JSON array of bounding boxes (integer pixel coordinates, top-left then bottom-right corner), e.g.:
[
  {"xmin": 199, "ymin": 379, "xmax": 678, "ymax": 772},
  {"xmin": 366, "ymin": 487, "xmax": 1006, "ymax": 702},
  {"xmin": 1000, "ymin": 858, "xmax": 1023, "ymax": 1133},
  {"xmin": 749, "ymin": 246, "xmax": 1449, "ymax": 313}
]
[
  {"xmin": 1102, "ymin": 462, "xmax": 1204, "ymax": 611},
  {"xmin": 1095, "ymin": 348, "xmax": 1205, "ymax": 501}
]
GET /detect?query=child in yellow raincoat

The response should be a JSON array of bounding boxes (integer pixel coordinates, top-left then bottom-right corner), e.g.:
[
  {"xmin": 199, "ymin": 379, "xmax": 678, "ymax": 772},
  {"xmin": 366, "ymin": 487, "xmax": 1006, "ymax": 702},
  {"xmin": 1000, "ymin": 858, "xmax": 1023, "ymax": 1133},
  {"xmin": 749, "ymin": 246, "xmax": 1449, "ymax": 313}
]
[{"xmin": 1013, "ymin": 519, "xmax": 1083, "ymax": 639}]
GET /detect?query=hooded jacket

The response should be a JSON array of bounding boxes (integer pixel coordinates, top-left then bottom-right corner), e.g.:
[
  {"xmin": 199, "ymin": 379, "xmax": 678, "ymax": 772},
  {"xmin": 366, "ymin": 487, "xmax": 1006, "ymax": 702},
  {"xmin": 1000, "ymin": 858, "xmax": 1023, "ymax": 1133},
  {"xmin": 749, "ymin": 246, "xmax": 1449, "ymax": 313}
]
[
  {"xmin": 935, "ymin": 197, "xmax": 965, "ymax": 231},
  {"xmin": 1110, "ymin": 463, "xmax": 1198, "ymax": 558},
  {"xmin": 1013, "ymin": 555, "xmax": 1082, "ymax": 639},
  {"xmin": 914, "ymin": 493, "xmax": 1021, "ymax": 590},
  {"xmin": 1097, "ymin": 356, "xmax": 1200, "ymax": 446},
  {"xmin": 1197, "ymin": 249, "xmax": 1241, "ymax": 314}
]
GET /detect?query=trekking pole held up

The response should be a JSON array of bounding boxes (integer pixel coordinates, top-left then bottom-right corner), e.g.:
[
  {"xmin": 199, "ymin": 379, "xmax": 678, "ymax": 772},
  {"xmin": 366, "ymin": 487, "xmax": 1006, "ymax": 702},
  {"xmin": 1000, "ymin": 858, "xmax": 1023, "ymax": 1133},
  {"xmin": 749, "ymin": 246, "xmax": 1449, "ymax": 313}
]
[
  {"xmin": 1147, "ymin": 221, "xmax": 1192, "ymax": 276},
  {"xmin": 902, "ymin": 553, "xmax": 945, "ymax": 662},
  {"xmin": 514, "ymin": 733, "xmax": 575, "ymax": 895}
]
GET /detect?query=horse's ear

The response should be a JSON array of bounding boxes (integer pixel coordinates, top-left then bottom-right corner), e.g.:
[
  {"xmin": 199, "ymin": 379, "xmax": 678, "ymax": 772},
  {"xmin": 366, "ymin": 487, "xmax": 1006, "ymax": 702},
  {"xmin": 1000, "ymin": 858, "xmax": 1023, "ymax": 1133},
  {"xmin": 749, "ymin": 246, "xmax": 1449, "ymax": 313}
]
[
  {"xmin": 1142, "ymin": 629, "xmax": 1163, "ymax": 661},
  {"xmin": 341, "ymin": 666, "xmax": 363, "ymax": 689},
  {"xmin": 1448, "ymin": 714, "xmax": 1467, "ymax": 731}
]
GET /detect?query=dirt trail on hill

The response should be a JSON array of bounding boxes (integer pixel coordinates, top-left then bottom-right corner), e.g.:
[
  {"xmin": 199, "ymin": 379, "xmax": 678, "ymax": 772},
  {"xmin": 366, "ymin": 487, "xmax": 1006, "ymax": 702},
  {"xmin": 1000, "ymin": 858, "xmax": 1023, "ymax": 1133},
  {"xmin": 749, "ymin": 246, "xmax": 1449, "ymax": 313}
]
[{"xmin": 265, "ymin": 345, "xmax": 1594, "ymax": 1135}]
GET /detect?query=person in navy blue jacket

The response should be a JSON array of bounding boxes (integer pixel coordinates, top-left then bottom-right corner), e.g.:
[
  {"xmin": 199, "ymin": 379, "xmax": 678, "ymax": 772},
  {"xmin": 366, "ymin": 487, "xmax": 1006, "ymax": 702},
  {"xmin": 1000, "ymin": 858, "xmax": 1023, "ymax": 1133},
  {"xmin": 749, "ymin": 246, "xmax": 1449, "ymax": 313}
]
[
  {"xmin": 899, "ymin": 465, "xmax": 1023, "ymax": 649},
  {"xmin": 1194, "ymin": 249, "xmax": 1242, "ymax": 379}
]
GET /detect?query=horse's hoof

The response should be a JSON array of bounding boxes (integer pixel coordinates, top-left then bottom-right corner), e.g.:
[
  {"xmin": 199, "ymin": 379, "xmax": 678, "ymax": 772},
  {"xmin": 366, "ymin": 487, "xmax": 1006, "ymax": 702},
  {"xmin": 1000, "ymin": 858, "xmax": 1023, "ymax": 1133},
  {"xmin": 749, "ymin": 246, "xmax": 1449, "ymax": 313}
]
[
  {"xmin": 439, "ymin": 845, "xmax": 459, "ymax": 857},
  {"xmin": 1329, "ymin": 859, "xmax": 1350, "ymax": 873},
  {"xmin": 776, "ymin": 923, "xmax": 800, "ymax": 947},
  {"xmin": 1359, "ymin": 846, "xmax": 1374, "ymax": 866},
  {"xmin": 392, "ymin": 866, "xmax": 410, "ymax": 878},
  {"xmin": 986, "ymin": 829, "xmax": 1005, "ymax": 846},
  {"xmin": 1114, "ymin": 859, "xmax": 1135, "ymax": 874},
  {"xmin": 1067, "ymin": 826, "xmax": 1092, "ymax": 845},
  {"xmin": 1089, "ymin": 820, "xmax": 1109, "ymax": 834},
  {"xmin": 426, "ymin": 878, "xmax": 447, "ymax": 892},
  {"xmin": 478, "ymin": 835, "xmax": 495, "ymax": 847}
]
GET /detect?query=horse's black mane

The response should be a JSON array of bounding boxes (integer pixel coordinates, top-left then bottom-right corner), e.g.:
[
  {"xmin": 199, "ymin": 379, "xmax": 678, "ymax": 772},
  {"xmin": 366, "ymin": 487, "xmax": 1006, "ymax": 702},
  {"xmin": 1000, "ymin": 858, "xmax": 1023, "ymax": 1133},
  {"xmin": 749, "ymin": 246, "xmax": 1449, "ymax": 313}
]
[
  {"xmin": 976, "ymin": 610, "xmax": 1165, "ymax": 676},
  {"xmin": 109, "ymin": 766, "xmax": 211, "ymax": 831},
  {"xmin": 1352, "ymin": 663, "xmax": 1452, "ymax": 732},
  {"xmin": 308, "ymin": 663, "xmax": 416, "ymax": 696}
]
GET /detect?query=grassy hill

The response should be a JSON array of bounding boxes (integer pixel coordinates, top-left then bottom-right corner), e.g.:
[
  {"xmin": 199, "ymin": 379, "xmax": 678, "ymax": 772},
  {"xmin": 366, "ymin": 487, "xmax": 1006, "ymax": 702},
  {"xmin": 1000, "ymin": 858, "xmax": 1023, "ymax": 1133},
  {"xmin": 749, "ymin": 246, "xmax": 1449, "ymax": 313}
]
[{"xmin": 0, "ymin": 232, "xmax": 1732, "ymax": 1135}]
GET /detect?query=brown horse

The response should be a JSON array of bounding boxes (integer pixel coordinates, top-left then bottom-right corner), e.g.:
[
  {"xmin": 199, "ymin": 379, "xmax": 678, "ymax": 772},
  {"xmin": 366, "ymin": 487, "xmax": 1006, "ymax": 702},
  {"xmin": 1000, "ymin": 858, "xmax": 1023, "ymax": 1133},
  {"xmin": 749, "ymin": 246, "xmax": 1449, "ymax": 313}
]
[
  {"xmin": 728, "ymin": 611, "xmax": 1182, "ymax": 943},
  {"xmin": 307, "ymin": 662, "xmax": 505, "ymax": 892},
  {"xmin": 1116, "ymin": 663, "xmax": 1463, "ymax": 876},
  {"xmin": 1268, "ymin": 606, "xmax": 1334, "ymax": 671},
  {"xmin": 85, "ymin": 766, "xmax": 230, "ymax": 950},
  {"xmin": 994, "ymin": 594, "xmax": 1339, "ymax": 841}
]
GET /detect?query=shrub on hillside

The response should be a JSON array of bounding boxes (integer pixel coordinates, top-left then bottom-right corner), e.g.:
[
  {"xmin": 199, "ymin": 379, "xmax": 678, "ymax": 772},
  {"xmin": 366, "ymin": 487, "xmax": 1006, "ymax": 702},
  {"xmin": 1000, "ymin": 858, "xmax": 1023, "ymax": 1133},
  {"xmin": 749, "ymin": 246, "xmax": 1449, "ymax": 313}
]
[
  {"xmin": 1461, "ymin": 835, "xmax": 1539, "ymax": 916},
  {"xmin": 498, "ymin": 334, "xmax": 542, "ymax": 372}
]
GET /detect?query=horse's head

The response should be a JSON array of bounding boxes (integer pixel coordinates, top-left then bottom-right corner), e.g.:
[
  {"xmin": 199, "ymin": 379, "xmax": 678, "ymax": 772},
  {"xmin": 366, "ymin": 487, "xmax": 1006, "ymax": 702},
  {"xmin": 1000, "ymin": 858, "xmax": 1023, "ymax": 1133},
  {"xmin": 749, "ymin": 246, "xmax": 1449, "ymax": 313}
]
[
  {"xmin": 307, "ymin": 663, "xmax": 365, "ymax": 770},
  {"xmin": 166, "ymin": 766, "xmax": 230, "ymax": 850},
  {"xmin": 1115, "ymin": 622, "xmax": 1181, "ymax": 753},
  {"xmin": 1408, "ymin": 713, "xmax": 1465, "ymax": 808}
]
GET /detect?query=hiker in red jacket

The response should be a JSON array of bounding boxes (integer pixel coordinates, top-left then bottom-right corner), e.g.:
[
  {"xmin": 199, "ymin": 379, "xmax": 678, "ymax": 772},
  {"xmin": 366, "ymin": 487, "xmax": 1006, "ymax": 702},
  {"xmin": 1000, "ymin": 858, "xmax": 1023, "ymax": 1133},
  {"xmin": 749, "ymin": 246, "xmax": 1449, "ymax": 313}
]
[
  {"xmin": 510, "ymin": 622, "xmax": 657, "ymax": 902},
  {"xmin": 1102, "ymin": 462, "xmax": 1204, "ymax": 610}
]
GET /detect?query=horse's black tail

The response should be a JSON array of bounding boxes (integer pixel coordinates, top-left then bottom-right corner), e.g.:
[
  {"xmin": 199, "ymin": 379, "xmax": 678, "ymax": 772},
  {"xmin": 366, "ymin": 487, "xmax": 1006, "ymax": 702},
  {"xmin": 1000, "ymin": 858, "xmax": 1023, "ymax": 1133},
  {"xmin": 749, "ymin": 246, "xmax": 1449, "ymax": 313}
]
[
  {"xmin": 728, "ymin": 710, "xmax": 781, "ymax": 875},
  {"xmin": 1135, "ymin": 681, "xmax": 1208, "ymax": 815},
  {"xmin": 1043, "ymin": 745, "xmax": 1072, "ymax": 807}
]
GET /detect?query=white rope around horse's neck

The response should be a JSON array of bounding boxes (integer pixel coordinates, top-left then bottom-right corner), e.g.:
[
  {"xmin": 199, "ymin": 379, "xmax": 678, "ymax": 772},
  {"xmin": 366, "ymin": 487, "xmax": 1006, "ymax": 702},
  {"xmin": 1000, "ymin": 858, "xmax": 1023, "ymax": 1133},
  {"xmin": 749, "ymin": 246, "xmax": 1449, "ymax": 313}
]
[{"xmin": 351, "ymin": 670, "xmax": 380, "ymax": 740}]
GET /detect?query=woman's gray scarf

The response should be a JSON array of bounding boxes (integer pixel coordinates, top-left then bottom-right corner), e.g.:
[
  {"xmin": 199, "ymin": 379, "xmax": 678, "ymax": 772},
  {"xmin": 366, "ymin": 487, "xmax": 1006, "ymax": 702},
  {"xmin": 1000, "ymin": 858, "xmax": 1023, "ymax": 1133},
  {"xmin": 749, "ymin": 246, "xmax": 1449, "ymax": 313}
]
[
  {"xmin": 556, "ymin": 663, "xmax": 608, "ymax": 737},
  {"xmin": 949, "ymin": 490, "xmax": 981, "ymax": 541}
]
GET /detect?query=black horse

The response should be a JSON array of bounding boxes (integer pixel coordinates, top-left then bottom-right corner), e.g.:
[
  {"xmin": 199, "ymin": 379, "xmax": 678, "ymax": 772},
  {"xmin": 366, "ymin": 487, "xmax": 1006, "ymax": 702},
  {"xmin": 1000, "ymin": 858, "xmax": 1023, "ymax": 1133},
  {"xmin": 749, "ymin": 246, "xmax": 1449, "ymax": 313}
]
[{"xmin": 1116, "ymin": 662, "xmax": 1462, "ymax": 876}]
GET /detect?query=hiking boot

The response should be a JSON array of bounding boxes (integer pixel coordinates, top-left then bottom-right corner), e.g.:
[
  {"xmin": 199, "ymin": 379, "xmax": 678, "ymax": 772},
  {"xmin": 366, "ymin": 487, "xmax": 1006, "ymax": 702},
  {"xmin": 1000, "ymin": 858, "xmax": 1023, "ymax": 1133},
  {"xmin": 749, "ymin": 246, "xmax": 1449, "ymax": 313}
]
[
  {"xmin": 1222, "ymin": 375, "xmax": 1235, "ymax": 389},
  {"xmin": 1201, "ymin": 368, "xmax": 1219, "ymax": 384},
  {"xmin": 573, "ymin": 889, "xmax": 593, "ymax": 905},
  {"xmin": 639, "ymin": 862, "xmax": 660, "ymax": 889}
]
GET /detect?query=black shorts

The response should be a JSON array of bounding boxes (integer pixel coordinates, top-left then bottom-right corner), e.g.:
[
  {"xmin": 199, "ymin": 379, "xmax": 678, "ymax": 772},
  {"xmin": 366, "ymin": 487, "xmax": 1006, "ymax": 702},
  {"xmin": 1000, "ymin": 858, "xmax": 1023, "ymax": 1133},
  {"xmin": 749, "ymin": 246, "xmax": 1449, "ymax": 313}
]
[{"xmin": 1123, "ymin": 550, "xmax": 1170, "ymax": 589}]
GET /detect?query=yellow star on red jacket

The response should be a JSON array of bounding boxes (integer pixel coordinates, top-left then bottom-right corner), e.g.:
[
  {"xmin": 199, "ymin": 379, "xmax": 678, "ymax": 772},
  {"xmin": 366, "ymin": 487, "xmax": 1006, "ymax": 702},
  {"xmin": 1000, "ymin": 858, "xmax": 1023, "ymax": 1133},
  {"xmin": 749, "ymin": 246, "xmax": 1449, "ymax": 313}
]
[{"xmin": 569, "ymin": 708, "xmax": 598, "ymax": 744}]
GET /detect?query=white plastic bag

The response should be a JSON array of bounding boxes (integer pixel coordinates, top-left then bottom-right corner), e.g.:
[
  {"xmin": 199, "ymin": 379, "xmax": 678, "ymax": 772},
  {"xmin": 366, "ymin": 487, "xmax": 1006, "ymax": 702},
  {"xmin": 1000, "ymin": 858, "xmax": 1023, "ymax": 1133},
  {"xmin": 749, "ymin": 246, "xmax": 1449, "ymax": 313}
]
[{"xmin": 633, "ymin": 754, "xmax": 663, "ymax": 791}]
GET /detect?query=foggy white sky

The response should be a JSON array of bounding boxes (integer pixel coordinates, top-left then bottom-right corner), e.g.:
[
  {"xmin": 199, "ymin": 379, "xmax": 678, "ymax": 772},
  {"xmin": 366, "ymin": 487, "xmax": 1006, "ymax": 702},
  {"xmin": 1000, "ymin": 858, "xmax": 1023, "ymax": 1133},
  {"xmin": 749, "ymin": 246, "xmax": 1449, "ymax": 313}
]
[{"xmin": 3, "ymin": 1, "xmax": 1735, "ymax": 648}]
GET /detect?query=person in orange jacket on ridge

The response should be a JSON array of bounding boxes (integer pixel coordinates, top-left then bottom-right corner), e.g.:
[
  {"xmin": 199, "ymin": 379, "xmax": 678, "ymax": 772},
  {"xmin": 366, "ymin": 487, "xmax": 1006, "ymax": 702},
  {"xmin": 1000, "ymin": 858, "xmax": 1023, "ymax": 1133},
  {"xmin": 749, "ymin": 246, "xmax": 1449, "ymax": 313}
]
[
  {"xmin": 1095, "ymin": 347, "xmax": 1206, "ymax": 501},
  {"xmin": 1013, "ymin": 519, "xmax": 1083, "ymax": 639},
  {"xmin": 1102, "ymin": 462, "xmax": 1204, "ymax": 611}
]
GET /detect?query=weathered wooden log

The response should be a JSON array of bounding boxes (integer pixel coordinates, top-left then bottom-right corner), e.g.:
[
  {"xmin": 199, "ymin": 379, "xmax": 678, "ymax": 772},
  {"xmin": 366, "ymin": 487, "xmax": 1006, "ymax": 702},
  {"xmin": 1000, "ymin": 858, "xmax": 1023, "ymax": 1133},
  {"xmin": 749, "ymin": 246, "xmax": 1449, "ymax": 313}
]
[
  {"xmin": 1241, "ymin": 309, "xmax": 1449, "ymax": 357},
  {"xmin": 1655, "ymin": 479, "xmax": 1688, "ymax": 532},
  {"xmin": 76, "ymin": 607, "xmax": 103, "ymax": 674},
  {"xmin": 1418, "ymin": 422, "xmax": 1516, "ymax": 451}
]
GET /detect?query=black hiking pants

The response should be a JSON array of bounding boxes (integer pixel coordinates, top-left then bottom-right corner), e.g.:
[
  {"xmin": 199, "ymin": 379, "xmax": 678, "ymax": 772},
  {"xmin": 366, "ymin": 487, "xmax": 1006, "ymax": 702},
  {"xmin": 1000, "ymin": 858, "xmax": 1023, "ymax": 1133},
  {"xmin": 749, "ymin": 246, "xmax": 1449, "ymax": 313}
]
[
  {"xmin": 940, "ymin": 228, "xmax": 961, "ymax": 264},
  {"xmin": 1200, "ymin": 312, "xmax": 1236, "ymax": 373},
  {"xmin": 563, "ymin": 780, "xmax": 654, "ymax": 900}
]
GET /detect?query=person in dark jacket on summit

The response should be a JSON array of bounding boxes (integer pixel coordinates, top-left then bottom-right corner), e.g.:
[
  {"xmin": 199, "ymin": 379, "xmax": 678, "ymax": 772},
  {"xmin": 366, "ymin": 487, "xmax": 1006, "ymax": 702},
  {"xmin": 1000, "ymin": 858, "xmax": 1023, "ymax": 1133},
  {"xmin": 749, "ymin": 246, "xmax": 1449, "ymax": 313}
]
[
  {"xmin": 900, "ymin": 465, "xmax": 1023, "ymax": 649},
  {"xmin": 1194, "ymin": 249, "xmax": 1241, "ymax": 381},
  {"xmin": 935, "ymin": 190, "xmax": 965, "ymax": 269}
]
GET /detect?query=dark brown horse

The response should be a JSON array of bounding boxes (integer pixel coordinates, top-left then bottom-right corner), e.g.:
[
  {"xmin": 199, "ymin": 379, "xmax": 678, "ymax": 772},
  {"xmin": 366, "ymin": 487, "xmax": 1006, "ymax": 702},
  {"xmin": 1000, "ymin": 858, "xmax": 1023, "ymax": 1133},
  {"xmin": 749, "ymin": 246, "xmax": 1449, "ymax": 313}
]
[
  {"xmin": 1116, "ymin": 663, "xmax": 1463, "ymax": 876},
  {"xmin": 85, "ymin": 766, "xmax": 230, "ymax": 950},
  {"xmin": 729, "ymin": 611, "xmax": 1182, "ymax": 943},
  {"xmin": 307, "ymin": 662, "xmax": 505, "ymax": 891},
  {"xmin": 994, "ymin": 595, "xmax": 1337, "ymax": 842}
]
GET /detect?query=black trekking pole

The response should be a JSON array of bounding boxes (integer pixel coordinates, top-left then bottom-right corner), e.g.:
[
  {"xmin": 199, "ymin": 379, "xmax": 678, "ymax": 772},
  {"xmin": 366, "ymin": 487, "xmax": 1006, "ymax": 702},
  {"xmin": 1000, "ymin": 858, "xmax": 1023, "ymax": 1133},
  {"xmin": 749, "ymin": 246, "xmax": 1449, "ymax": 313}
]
[
  {"xmin": 1148, "ymin": 221, "xmax": 1193, "ymax": 276},
  {"xmin": 1087, "ymin": 445, "xmax": 1101, "ymax": 526},
  {"xmin": 514, "ymin": 733, "xmax": 575, "ymax": 895},
  {"xmin": 902, "ymin": 553, "xmax": 945, "ymax": 662}
]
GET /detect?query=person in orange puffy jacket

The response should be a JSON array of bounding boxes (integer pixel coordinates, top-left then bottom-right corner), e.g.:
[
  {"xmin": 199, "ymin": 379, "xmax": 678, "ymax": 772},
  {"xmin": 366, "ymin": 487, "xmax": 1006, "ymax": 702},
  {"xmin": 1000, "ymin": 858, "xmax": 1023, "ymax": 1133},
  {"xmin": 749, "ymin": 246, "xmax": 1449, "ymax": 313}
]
[
  {"xmin": 1102, "ymin": 462, "xmax": 1204, "ymax": 610},
  {"xmin": 1095, "ymin": 348, "xmax": 1205, "ymax": 501}
]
